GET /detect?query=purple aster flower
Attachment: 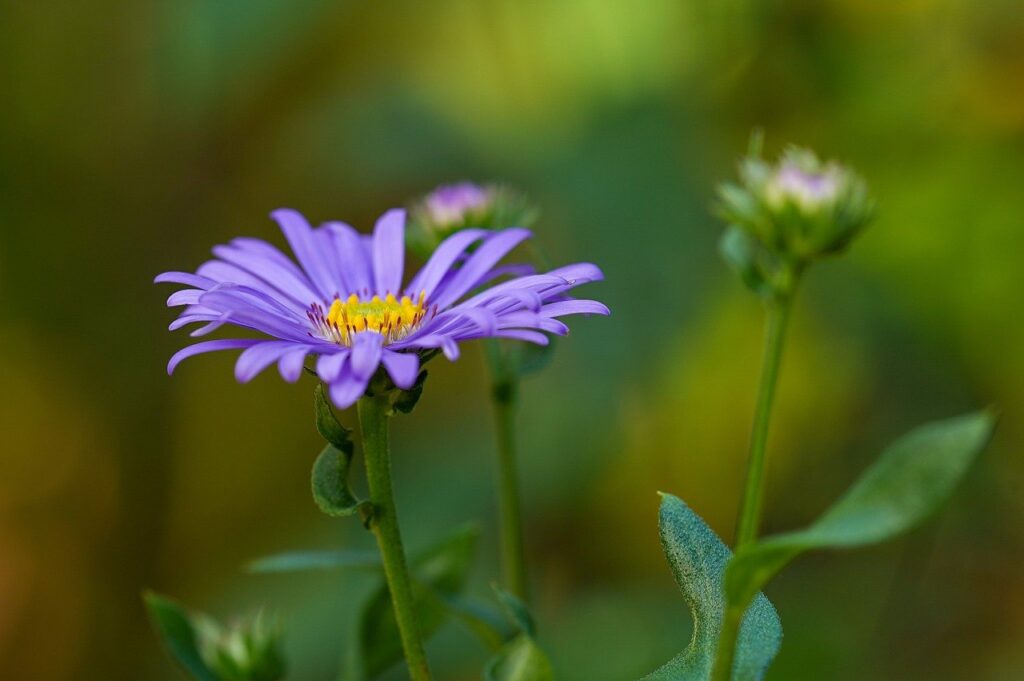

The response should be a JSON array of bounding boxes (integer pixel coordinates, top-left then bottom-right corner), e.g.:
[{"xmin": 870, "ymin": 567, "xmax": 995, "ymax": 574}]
[{"xmin": 157, "ymin": 208, "xmax": 608, "ymax": 409}]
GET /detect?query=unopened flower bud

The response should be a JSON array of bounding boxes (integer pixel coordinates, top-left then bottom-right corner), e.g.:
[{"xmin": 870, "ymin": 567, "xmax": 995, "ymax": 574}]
[
  {"xmin": 196, "ymin": 610, "xmax": 285, "ymax": 681},
  {"xmin": 408, "ymin": 181, "xmax": 537, "ymax": 257},
  {"xmin": 716, "ymin": 142, "xmax": 874, "ymax": 297},
  {"xmin": 719, "ymin": 146, "xmax": 873, "ymax": 261}
]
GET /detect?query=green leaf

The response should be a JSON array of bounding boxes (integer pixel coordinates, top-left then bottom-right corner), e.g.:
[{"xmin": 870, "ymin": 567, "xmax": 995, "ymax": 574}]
[
  {"xmin": 312, "ymin": 383, "xmax": 366, "ymax": 517},
  {"xmin": 484, "ymin": 634, "xmax": 554, "ymax": 681},
  {"xmin": 482, "ymin": 582, "xmax": 553, "ymax": 680},
  {"xmin": 725, "ymin": 410, "xmax": 996, "ymax": 612},
  {"xmin": 350, "ymin": 524, "xmax": 479, "ymax": 679},
  {"xmin": 640, "ymin": 494, "xmax": 782, "ymax": 681},
  {"xmin": 311, "ymin": 443, "xmax": 363, "ymax": 517},
  {"xmin": 315, "ymin": 383, "xmax": 355, "ymax": 452},
  {"xmin": 433, "ymin": 594, "xmax": 511, "ymax": 652},
  {"xmin": 247, "ymin": 549, "xmax": 382, "ymax": 574},
  {"xmin": 491, "ymin": 584, "xmax": 535, "ymax": 638},
  {"xmin": 143, "ymin": 591, "xmax": 219, "ymax": 681}
]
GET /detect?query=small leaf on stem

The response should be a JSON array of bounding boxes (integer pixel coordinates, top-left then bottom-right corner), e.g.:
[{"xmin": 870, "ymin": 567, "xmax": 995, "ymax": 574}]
[
  {"xmin": 144, "ymin": 591, "xmax": 219, "ymax": 681},
  {"xmin": 247, "ymin": 549, "xmax": 382, "ymax": 574},
  {"xmin": 311, "ymin": 443, "xmax": 362, "ymax": 517},
  {"xmin": 725, "ymin": 410, "xmax": 996, "ymax": 614}
]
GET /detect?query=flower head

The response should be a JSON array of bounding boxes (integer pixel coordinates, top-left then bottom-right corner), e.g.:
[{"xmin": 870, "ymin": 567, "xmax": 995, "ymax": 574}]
[
  {"xmin": 157, "ymin": 208, "xmax": 607, "ymax": 408},
  {"xmin": 716, "ymin": 143, "xmax": 874, "ymax": 298},
  {"xmin": 718, "ymin": 146, "xmax": 873, "ymax": 260},
  {"xmin": 408, "ymin": 182, "xmax": 537, "ymax": 256}
]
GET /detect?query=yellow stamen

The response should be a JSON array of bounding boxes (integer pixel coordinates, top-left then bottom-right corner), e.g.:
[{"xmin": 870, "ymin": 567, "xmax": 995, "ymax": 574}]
[{"xmin": 319, "ymin": 290, "xmax": 429, "ymax": 346}]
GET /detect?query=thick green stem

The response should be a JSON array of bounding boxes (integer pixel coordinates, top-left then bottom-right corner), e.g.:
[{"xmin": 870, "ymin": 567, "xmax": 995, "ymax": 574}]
[
  {"xmin": 492, "ymin": 379, "xmax": 529, "ymax": 601},
  {"xmin": 713, "ymin": 289, "xmax": 796, "ymax": 681},
  {"xmin": 734, "ymin": 293, "xmax": 794, "ymax": 549},
  {"xmin": 357, "ymin": 395, "xmax": 432, "ymax": 681}
]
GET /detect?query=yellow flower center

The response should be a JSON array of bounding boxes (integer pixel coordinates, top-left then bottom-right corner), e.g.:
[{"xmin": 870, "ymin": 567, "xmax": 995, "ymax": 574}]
[{"xmin": 309, "ymin": 292, "xmax": 429, "ymax": 346}]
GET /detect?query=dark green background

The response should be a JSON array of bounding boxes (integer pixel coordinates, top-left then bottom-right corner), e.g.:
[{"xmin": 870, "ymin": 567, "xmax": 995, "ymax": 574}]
[{"xmin": 2, "ymin": 1, "xmax": 1023, "ymax": 679}]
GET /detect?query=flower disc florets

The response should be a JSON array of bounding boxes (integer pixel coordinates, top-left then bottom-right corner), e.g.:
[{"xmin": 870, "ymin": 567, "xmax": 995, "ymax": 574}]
[{"xmin": 309, "ymin": 292, "xmax": 431, "ymax": 346}]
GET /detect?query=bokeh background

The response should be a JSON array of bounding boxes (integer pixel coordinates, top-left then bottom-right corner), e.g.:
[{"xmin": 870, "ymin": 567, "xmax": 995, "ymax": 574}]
[{"xmin": 3, "ymin": 1, "xmax": 1024, "ymax": 679}]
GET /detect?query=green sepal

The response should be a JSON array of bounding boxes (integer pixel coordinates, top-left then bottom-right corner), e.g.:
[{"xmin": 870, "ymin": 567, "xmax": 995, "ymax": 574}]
[
  {"xmin": 719, "ymin": 227, "xmax": 769, "ymax": 298},
  {"xmin": 144, "ymin": 591, "xmax": 219, "ymax": 681},
  {"xmin": 247, "ymin": 549, "xmax": 382, "ymax": 574},
  {"xmin": 348, "ymin": 524, "xmax": 479, "ymax": 679},
  {"xmin": 391, "ymin": 370, "xmax": 429, "ymax": 414},
  {"xmin": 725, "ymin": 410, "xmax": 996, "ymax": 614},
  {"xmin": 640, "ymin": 494, "xmax": 782, "ymax": 681}
]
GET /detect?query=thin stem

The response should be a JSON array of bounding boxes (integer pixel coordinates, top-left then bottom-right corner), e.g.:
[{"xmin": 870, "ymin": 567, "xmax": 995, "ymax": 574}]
[
  {"xmin": 492, "ymin": 379, "xmax": 529, "ymax": 601},
  {"xmin": 357, "ymin": 395, "xmax": 432, "ymax": 681},
  {"xmin": 713, "ymin": 287, "xmax": 797, "ymax": 681},
  {"xmin": 734, "ymin": 292, "xmax": 794, "ymax": 549},
  {"xmin": 711, "ymin": 607, "xmax": 745, "ymax": 681}
]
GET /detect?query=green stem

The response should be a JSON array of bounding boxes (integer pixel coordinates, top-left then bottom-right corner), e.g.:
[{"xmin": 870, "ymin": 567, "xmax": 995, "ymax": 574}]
[
  {"xmin": 711, "ymin": 607, "xmax": 746, "ymax": 681},
  {"xmin": 713, "ymin": 288, "xmax": 797, "ymax": 681},
  {"xmin": 492, "ymin": 379, "xmax": 529, "ymax": 602},
  {"xmin": 357, "ymin": 395, "xmax": 432, "ymax": 681},
  {"xmin": 734, "ymin": 293, "xmax": 794, "ymax": 549}
]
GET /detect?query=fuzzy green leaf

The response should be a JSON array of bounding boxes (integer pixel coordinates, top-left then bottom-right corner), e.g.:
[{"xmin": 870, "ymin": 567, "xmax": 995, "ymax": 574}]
[
  {"xmin": 144, "ymin": 591, "xmax": 219, "ymax": 681},
  {"xmin": 247, "ymin": 549, "xmax": 382, "ymax": 574},
  {"xmin": 641, "ymin": 494, "xmax": 782, "ymax": 681},
  {"xmin": 311, "ymin": 444, "xmax": 363, "ymax": 517},
  {"xmin": 725, "ymin": 410, "xmax": 996, "ymax": 612},
  {"xmin": 349, "ymin": 524, "xmax": 479, "ymax": 679},
  {"xmin": 315, "ymin": 383, "xmax": 355, "ymax": 452}
]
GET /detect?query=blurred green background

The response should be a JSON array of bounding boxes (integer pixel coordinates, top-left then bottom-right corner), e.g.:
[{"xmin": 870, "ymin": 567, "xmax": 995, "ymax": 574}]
[{"xmin": 3, "ymin": 0, "xmax": 1024, "ymax": 679}]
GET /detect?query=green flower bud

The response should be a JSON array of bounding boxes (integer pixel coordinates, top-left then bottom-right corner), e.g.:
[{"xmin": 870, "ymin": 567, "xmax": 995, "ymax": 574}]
[
  {"xmin": 716, "ymin": 141, "xmax": 875, "ymax": 297},
  {"xmin": 407, "ymin": 181, "xmax": 537, "ymax": 258},
  {"xmin": 719, "ymin": 146, "xmax": 874, "ymax": 260},
  {"xmin": 195, "ymin": 610, "xmax": 286, "ymax": 681}
]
